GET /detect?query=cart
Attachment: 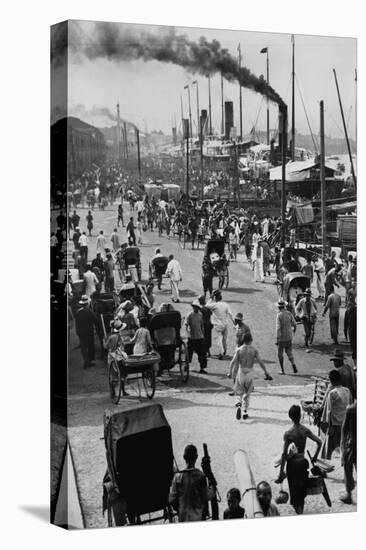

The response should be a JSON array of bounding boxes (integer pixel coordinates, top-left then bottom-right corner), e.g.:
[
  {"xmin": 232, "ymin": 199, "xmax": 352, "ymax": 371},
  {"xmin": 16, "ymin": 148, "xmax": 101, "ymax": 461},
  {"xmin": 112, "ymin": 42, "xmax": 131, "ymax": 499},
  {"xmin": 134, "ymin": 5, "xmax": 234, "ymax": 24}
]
[
  {"xmin": 148, "ymin": 256, "xmax": 169, "ymax": 289},
  {"xmin": 204, "ymin": 239, "xmax": 230, "ymax": 289},
  {"xmin": 103, "ymin": 404, "xmax": 177, "ymax": 526},
  {"xmin": 280, "ymin": 272, "xmax": 311, "ymax": 317},
  {"xmin": 149, "ymin": 310, "xmax": 189, "ymax": 382},
  {"xmin": 119, "ymin": 246, "xmax": 141, "ymax": 282}
]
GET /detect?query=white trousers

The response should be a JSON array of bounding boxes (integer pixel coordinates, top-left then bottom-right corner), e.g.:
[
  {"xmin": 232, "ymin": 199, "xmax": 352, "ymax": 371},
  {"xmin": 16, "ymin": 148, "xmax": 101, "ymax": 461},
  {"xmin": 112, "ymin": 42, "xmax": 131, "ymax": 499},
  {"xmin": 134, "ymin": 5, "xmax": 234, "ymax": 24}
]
[{"xmin": 170, "ymin": 280, "xmax": 180, "ymax": 301}]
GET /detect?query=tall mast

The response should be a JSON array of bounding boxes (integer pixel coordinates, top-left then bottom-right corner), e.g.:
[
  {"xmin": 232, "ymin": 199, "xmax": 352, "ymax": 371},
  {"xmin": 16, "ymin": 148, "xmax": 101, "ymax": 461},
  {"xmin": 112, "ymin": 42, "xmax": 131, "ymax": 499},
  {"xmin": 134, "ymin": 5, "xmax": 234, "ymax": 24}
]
[
  {"xmin": 238, "ymin": 44, "xmax": 243, "ymax": 141},
  {"xmin": 320, "ymin": 100, "xmax": 327, "ymax": 258},
  {"xmin": 291, "ymin": 35, "xmax": 295, "ymax": 160},
  {"xmin": 354, "ymin": 68, "xmax": 357, "ymax": 153},
  {"xmin": 180, "ymin": 94, "xmax": 184, "ymax": 139},
  {"xmin": 208, "ymin": 75, "xmax": 213, "ymax": 135},
  {"xmin": 221, "ymin": 73, "xmax": 224, "ymax": 136},
  {"xmin": 333, "ymin": 69, "xmax": 357, "ymax": 192},
  {"xmin": 116, "ymin": 102, "xmax": 122, "ymax": 161}
]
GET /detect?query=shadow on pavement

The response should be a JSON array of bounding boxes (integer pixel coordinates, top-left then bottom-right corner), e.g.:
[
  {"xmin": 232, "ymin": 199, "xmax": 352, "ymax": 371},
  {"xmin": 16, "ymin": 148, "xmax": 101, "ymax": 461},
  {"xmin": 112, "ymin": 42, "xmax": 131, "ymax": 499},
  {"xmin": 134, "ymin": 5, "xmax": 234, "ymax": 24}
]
[
  {"xmin": 224, "ymin": 287, "xmax": 264, "ymax": 295},
  {"xmin": 235, "ymin": 416, "xmax": 289, "ymax": 426}
]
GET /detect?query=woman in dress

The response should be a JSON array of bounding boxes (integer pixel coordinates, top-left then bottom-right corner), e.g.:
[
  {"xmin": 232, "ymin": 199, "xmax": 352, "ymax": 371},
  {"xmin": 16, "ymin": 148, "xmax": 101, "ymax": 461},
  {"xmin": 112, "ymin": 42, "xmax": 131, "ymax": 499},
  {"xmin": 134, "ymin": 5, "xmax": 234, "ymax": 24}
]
[{"xmin": 275, "ymin": 404, "xmax": 322, "ymax": 514}]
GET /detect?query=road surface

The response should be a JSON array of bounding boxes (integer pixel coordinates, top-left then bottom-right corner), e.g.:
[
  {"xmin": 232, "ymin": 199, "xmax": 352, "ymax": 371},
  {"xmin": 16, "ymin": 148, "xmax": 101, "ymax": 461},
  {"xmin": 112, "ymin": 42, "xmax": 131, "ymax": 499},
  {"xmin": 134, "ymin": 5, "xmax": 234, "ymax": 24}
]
[{"xmin": 67, "ymin": 201, "xmax": 356, "ymax": 528}]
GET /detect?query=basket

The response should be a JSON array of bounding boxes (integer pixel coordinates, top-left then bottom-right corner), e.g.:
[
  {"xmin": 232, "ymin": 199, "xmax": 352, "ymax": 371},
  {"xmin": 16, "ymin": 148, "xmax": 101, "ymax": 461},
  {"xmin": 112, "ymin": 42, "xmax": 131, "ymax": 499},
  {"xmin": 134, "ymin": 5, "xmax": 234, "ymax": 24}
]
[{"xmin": 306, "ymin": 476, "xmax": 323, "ymax": 495}]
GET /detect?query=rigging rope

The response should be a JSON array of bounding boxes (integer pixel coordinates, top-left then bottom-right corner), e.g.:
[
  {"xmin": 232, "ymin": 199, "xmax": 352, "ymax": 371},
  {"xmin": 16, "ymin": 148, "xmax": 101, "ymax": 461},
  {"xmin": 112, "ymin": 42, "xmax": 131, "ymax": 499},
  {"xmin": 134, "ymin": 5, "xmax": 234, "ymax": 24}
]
[{"xmin": 295, "ymin": 76, "xmax": 319, "ymax": 154}]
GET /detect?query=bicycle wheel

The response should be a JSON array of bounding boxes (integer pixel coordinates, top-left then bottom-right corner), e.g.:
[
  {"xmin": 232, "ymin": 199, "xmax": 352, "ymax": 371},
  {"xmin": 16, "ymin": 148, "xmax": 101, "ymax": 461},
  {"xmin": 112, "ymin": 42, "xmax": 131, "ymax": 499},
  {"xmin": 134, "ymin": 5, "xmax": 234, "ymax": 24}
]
[
  {"xmin": 142, "ymin": 367, "xmax": 156, "ymax": 399},
  {"xmin": 109, "ymin": 361, "xmax": 122, "ymax": 404},
  {"xmin": 179, "ymin": 341, "xmax": 190, "ymax": 382}
]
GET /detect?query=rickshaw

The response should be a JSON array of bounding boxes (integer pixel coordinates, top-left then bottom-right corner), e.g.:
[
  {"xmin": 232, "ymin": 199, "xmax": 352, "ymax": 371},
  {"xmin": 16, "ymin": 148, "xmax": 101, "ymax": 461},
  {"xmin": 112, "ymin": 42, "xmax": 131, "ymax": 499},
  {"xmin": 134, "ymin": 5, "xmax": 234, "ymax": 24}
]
[
  {"xmin": 148, "ymin": 256, "xmax": 169, "ymax": 289},
  {"xmin": 119, "ymin": 246, "xmax": 141, "ymax": 282},
  {"xmin": 149, "ymin": 310, "xmax": 189, "ymax": 382},
  {"xmin": 279, "ymin": 272, "xmax": 311, "ymax": 317},
  {"xmin": 204, "ymin": 239, "xmax": 230, "ymax": 289},
  {"xmin": 103, "ymin": 404, "xmax": 176, "ymax": 526},
  {"xmin": 91, "ymin": 291, "xmax": 119, "ymax": 352},
  {"xmin": 106, "ymin": 317, "xmax": 160, "ymax": 403}
]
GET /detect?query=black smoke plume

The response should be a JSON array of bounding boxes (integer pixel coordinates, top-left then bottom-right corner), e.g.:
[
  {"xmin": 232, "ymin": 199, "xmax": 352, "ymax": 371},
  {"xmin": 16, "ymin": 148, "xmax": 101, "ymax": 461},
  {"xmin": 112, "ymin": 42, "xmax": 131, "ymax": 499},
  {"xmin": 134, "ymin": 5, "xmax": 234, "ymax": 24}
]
[{"xmin": 52, "ymin": 22, "xmax": 285, "ymax": 108}]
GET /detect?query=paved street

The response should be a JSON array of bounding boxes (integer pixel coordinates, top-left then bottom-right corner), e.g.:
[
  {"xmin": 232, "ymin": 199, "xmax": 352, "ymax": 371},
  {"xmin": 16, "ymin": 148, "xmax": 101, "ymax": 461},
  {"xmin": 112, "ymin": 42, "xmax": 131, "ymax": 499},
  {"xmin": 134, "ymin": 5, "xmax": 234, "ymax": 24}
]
[{"xmin": 68, "ymin": 202, "xmax": 356, "ymax": 527}]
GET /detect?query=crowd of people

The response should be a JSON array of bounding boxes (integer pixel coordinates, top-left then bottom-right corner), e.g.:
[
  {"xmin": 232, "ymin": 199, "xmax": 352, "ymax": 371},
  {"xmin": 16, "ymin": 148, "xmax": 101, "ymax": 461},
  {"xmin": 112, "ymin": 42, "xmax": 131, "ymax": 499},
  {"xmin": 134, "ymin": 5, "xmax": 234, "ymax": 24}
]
[{"xmin": 51, "ymin": 157, "xmax": 357, "ymax": 523}]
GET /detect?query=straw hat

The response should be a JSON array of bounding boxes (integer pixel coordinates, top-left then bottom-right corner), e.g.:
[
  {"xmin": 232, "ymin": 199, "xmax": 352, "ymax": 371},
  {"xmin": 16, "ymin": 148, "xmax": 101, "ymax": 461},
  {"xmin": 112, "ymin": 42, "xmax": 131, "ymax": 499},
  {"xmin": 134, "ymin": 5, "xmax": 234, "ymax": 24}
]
[
  {"xmin": 78, "ymin": 295, "xmax": 89, "ymax": 305},
  {"xmin": 112, "ymin": 319, "xmax": 127, "ymax": 332},
  {"xmin": 191, "ymin": 299, "xmax": 201, "ymax": 308}
]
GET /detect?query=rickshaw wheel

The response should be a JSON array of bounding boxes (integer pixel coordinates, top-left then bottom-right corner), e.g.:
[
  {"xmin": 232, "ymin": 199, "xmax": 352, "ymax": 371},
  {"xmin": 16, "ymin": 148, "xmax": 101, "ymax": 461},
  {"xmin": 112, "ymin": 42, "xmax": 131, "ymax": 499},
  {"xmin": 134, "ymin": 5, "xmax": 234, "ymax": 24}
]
[
  {"xmin": 142, "ymin": 367, "xmax": 156, "ymax": 399},
  {"xmin": 179, "ymin": 341, "xmax": 190, "ymax": 383},
  {"xmin": 109, "ymin": 361, "xmax": 122, "ymax": 404}
]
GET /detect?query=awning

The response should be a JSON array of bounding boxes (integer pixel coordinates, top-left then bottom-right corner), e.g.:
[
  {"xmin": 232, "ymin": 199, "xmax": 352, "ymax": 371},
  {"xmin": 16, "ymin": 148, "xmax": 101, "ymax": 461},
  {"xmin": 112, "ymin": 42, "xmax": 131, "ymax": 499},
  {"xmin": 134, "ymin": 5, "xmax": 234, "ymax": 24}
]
[{"xmin": 269, "ymin": 159, "xmax": 336, "ymax": 182}]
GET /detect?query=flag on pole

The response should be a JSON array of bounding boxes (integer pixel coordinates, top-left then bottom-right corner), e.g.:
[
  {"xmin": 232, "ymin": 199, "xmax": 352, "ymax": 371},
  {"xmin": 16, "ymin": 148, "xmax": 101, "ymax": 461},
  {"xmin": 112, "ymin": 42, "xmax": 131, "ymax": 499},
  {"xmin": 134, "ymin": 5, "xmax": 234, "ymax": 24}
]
[
  {"xmin": 192, "ymin": 80, "xmax": 197, "ymax": 84},
  {"xmin": 184, "ymin": 85, "xmax": 189, "ymax": 89},
  {"xmin": 260, "ymin": 47, "xmax": 268, "ymax": 53}
]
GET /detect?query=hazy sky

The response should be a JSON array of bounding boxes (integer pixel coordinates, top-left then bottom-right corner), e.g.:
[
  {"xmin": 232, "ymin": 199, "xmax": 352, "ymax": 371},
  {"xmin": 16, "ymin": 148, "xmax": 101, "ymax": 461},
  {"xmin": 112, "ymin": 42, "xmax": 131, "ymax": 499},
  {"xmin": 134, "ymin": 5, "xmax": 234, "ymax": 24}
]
[{"xmin": 62, "ymin": 20, "xmax": 356, "ymax": 139}]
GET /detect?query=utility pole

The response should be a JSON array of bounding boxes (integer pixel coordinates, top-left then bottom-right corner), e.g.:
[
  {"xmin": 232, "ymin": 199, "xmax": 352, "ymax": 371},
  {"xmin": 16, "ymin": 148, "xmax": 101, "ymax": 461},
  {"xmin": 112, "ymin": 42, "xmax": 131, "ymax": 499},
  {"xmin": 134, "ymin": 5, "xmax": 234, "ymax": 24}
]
[
  {"xmin": 200, "ymin": 114, "xmax": 204, "ymax": 199},
  {"xmin": 260, "ymin": 47, "xmax": 270, "ymax": 144},
  {"xmin": 184, "ymin": 85, "xmax": 193, "ymax": 143},
  {"xmin": 291, "ymin": 35, "xmax": 296, "ymax": 160},
  {"xmin": 193, "ymin": 80, "xmax": 200, "ymax": 138},
  {"xmin": 238, "ymin": 44, "xmax": 243, "ymax": 141},
  {"xmin": 116, "ymin": 102, "xmax": 122, "ymax": 161},
  {"xmin": 208, "ymin": 75, "xmax": 213, "ymax": 135},
  {"xmin": 184, "ymin": 119, "xmax": 190, "ymax": 199},
  {"xmin": 221, "ymin": 73, "xmax": 224, "ymax": 136},
  {"xmin": 280, "ymin": 105, "xmax": 288, "ymax": 248},
  {"xmin": 320, "ymin": 100, "xmax": 327, "ymax": 258},
  {"xmin": 136, "ymin": 127, "xmax": 141, "ymax": 185}
]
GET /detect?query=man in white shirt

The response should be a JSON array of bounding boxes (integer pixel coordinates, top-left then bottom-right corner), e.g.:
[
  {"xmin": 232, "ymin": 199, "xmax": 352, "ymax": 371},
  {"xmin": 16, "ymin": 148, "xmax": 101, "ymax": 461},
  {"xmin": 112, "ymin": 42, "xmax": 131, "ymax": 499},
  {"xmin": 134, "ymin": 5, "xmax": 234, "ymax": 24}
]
[
  {"xmin": 96, "ymin": 230, "xmax": 107, "ymax": 257},
  {"xmin": 206, "ymin": 290, "xmax": 235, "ymax": 359},
  {"xmin": 78, "ymin": 231, "xmax": 89, "ymax": 262},
  {"xmin": 313, "ymin": 255, "xmax": 325, "ymax": 300},
  {"xmin": 166, "ymin": 254, "xmax": 183, "ymax": 303},
  {"xmin": 83, "ymin": 264, "xmax": 99, "ymax": 297}
]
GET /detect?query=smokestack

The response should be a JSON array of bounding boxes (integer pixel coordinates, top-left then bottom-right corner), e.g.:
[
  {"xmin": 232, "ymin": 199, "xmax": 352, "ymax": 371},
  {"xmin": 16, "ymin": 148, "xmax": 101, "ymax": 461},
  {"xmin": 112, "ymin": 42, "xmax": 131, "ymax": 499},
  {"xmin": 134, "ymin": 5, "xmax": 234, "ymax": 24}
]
[
  {"xmin": 225, "ymin": 101, "xmax": 234, "ymax": 140},
  {"xmin": 172, "ymin": 127, "xmax": 177, "ymax": 144},
  {"xmin": 200, "ymin": 109, "xmax": 208, "ymax": 136},
  {"xmin": 278, "ymin": 108, "xmax": 288, "ymax": 157}
]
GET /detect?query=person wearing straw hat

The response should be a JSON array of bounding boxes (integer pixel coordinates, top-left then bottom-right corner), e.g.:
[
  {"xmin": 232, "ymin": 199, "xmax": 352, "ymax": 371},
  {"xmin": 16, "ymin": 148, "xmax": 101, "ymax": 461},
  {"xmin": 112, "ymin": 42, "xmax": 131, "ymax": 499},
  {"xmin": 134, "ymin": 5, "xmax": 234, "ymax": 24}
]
[
  {"xmin": 185, "ymin": 300, "xmax": 207, "ymax": 373},
  {"xmin": 329, "ymin": 349, "xmax": 356, "ymax": 400},
  {"xmin": 295, "ymin": 288, "xmax": 317, "ymax": 348},
  {"xmin": 74, "ymin": 295, "xmax": 96, "ymax": 368},
  {"xmin": 276, "ymin": 299, "xmax": 298, "ymax": 375}
]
